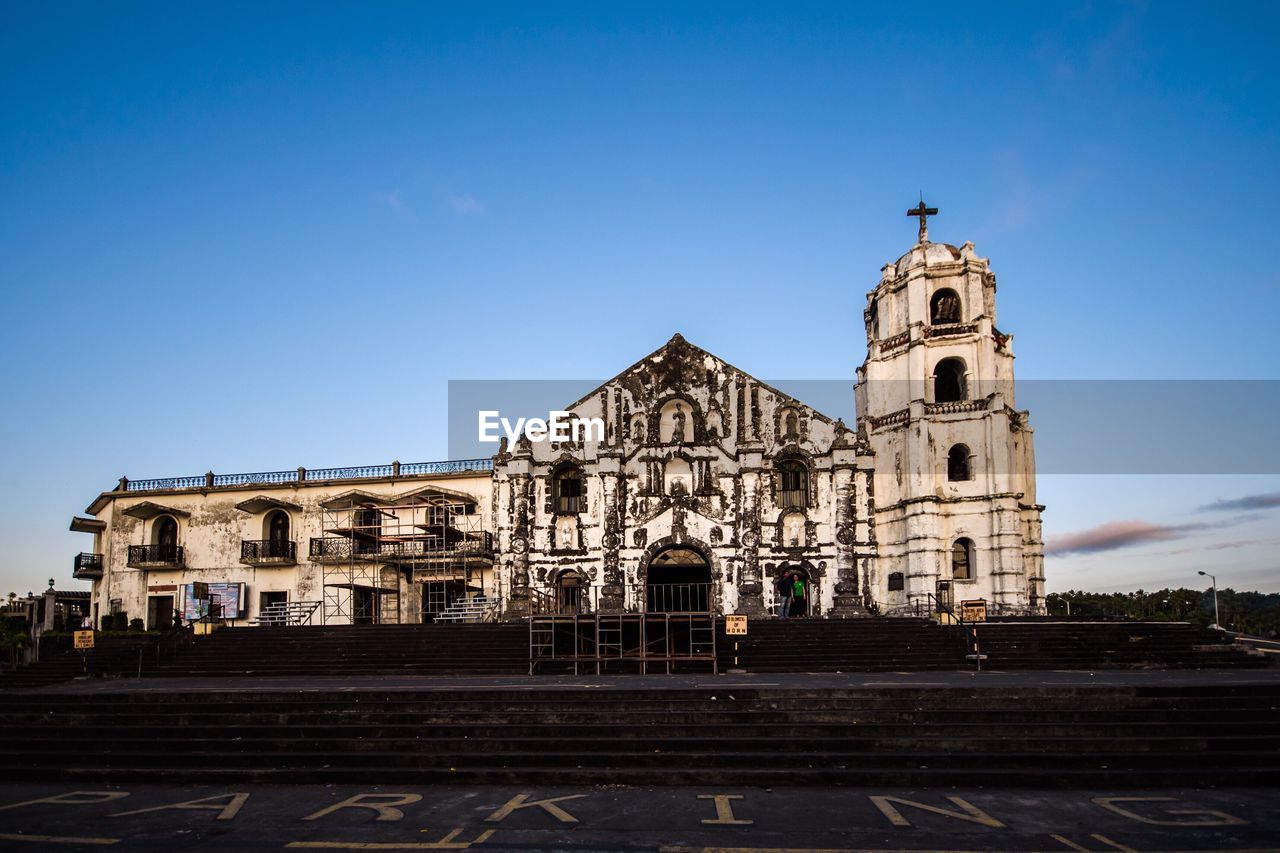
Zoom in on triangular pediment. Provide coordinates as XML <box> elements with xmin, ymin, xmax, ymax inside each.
<box><xmin>564</xmin><ymin>332</ymin><xmax>836</xmax><ymax>425</ymax></box>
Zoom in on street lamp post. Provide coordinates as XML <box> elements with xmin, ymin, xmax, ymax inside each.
<box><xmin>1198</xmin><ymin>571</ymin><xmax>1219</xmax><ymax>629</ymax></box>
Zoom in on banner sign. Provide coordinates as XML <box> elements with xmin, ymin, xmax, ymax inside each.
<box><xmin>183</xmin><ymin>582</ymin><xmax>245</xmax><ymax>622</ymax></box>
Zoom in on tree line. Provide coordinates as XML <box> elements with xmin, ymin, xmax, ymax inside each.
<box><xmin>1045</xmin><ymin>587</ymin><xmax>1280</xmax><ymax>637</ymax></box>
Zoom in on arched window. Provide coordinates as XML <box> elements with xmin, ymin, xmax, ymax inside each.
<box><xmin>778</xmin><ymin>459</ymin><xmax>809</xmax><ymax>508</ymax></box>
<box><xmin>152</xmin><ymin>515</ymin><xmax>179</xmax><ymax>562</ymax></box>
<box><xmin>947</xmin><ymin>444</ymin><xmax>971</xmax><ymax>481</ymax></box>
<box><xmin>554</xmin><ymin>467</ymin><xmax>583</xmax><ymax>514</ymax></box>
<box><xmin>930</xmin><ymin>288</ymin><xmax>962</xmax><ymax>324</ymax></box>
<box><xmin>952</xmin><ymin>538</ymin><xmax>974</xmax><ymax>580</ymax></box>
<box><xmin>267</xmin><ymin>510</ymin><xmax>290</xmax><ymax>543</ymax></box>
<box><xmin>933</xmin><ymin>358</ymin><xmax>967</xmax><ymax>403</ymax></box>
<box><xmin>887</xmin><ymin>571</ymin><xmax>905</xmax><ymax>592</ymax></box>
<box><xmin>153</xmin><ymin>516</ymin><xmax>178</xmax><ymax>547</ymax></box>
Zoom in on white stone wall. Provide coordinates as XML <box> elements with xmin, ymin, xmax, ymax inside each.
<box><xmin>81</xmin><ymin>472</ymin><xmax>492</xmax><ymax>627</ymax></box>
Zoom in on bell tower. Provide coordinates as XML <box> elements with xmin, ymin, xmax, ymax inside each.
<box><xmin>855</xmin><ymin>204</ymin><xmax>1045</xmax><ymax>614</ymax></box>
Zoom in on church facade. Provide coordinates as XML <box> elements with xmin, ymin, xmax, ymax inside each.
<box><xmin>68</xmin><ymin>220</ymin><xmax>1045</xmax><ymax>628</ymax></box>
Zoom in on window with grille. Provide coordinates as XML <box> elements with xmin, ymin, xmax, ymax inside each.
<box><xmin>778</xmin><ymin>459</ymin><xmax>808</xmax><ymax>508</ymax></box>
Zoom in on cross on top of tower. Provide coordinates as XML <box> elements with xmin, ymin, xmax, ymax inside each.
<box><xmin>906</xmin><ymin>200</ymin><xmax>938</xmax><ymax>244</ymax></box>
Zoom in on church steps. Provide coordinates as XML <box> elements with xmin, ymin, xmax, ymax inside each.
<box><xmin>12</xmin><ymin>764</ymin><xmax>1277</xmax><ymax>788</ymax></box>
<box><xmin>3</xmin><ymin>749</ymin><xmax>1276</xmax><ymax>778</ymax></box>
<box><xmin>2</xmin><ymin>721</ymin><xmax>1271</xmax><ymax>741</ymax></box>
<box><xmin>2</xmin><ymin>683</ymin><xmax>1275</xmax><ymax>786</ymax></box>
<box><xmin>10</xmin><ymin>619</ymin><xmax>1260</xmax><ymax>689</ymax></box>
<box><xmin>3</xmin><ymin>733</ymin><xmax>1273</xmax><ymax>755</ymax></box>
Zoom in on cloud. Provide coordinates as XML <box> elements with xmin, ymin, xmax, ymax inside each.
<box><xmin>1045</xmin><ymin>520</ymin><xmax>1207</xmax><ymax>557</ymax></box>
<box><xmin>445</xmin><ymin>194</ymin><xmax>484</xmax><ymax>216</ymax></box>
<box><xmin>380</xmin><ymin>190</ymin><xmax>414</xmax><ymax>220</ymax></box>
<box><xmin>1198</xmin><ymin>492</ymin><xmax>1280</xmax><ymax>513</ymax></box>
<box><xmin>1204</xmin><ymin>536</ymin><xmax>1280</xmax><ymax>551</ymax></box>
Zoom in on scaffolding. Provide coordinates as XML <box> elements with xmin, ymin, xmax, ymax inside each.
<box><xmin>312</xmin><ymin>487</ymin><xmax>494</xmax><ymax>625</ymax></box>
<box><xmin>527</xmin><ymin>585</ymin><xmax>718</xmax><ymax>674</ymax></box>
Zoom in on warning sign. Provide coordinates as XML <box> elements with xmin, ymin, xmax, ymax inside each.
<box><xmin>725</xmin><ymin>615</ymin><xmax>748</xmax><ymax>635</ymax></box>
<box><xmin>73</xmin><ymin>630</ymin><xmax>95</xmax><ymax>650</ymax></box>
<box><xmin>960</xmin><ymin>599</ymin><xmax>988</xmax><ymax>622</ymax></box>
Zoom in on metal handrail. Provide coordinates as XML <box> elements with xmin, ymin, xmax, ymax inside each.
<box><xmin>123</xmin><ymin>458</ymin><xmax>494</xmax><ymax>492</ymax></box>
<box><xmin>127</xmin><ymin>544</ymin><xmax>184</xmax><ymax>565</ymax></box>
<box><xmin>912</xmin><ymin>592</ymin><xmax>984</xmax><ymax>670</ymax></box>
<box><xmin>241</xmin><ymin>539</ymin><xmax>297</xmax><ymax>561</ymax></box>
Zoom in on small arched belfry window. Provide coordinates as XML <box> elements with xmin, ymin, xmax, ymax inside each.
<box><xmin>778</xmin><ymin>459</ymin><xmax>809</xmax><ymax>509</ymax></box>
<box><xmin>933</xmin><ymin>358</ymin><xmax>967</xmax><ymax>403</ymax></box>
<box><xmin>930</xmin><ymin>288</ymin><xmax>962</xmax><ymax>324</ymax></box>
<box><xmin>554</xmin><ymin>467</ymin><xmax>584</xmax><ymax>515</ymax></box>
<box><xmin>947</xmin><ymin>444</ymin><xmax>971</xmax><ymax>482</ymax></box>
<box><xmin>952</xmin><ymin>538</ymin><xmax>974</xmax><ymax>580</ymax></box>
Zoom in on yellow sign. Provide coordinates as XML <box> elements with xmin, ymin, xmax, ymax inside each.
<box><xmin>725</xmin><ymin>615</ymin><xmax>748</xmax><ymax>635</ymax></box>
<box><xmin>73</xmin><ymin>630</ymin><xmax>95</xmax><ymax>650</ymax></box>
<box><xmin>960</xmin><ymin>599</ymin><xmax>988</xmax><ymax>622</ymax></box>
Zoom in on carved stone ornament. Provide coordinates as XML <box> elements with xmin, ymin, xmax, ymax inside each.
<box><xmin>836</xmin><ymin>526</ymin><xmax>855</xmax><ymax>545</ymax></box>
<box><xmin>741</xmin><ymin>530</ymin><xmax>759</xmax><ymax>548</ymax></box>
<box><xmin>510</xmin><ymin>537</ymin><xmax>528</xmax><ymax>555</ymax></box>
<box><xmin>633</xmin><ymin>528</ymin><xmax>648</xmax><ymax>547</ymax></box>
<box><xmin>602</xmin><ymin>532</ymin><xmax>621</xmax><ymax>551</ymax></box>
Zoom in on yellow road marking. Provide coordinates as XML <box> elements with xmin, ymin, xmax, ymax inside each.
<box><xmin>868</xmin><ymin>796</ymin><xmax>1005</xmax><ymax>829</ymax></box>
<box><xmin>303</xmin><ymin>793</ymin><xmax>423</xmax><ymax>823</ymax></box>
<box><xmin>286</xmin><ymin>829</ymin><xmax>494</xmax><ymax>850</ymax></box>
<box><xmin>484</xmin><ymin>793</ymin><xmax>585</xmax><ymax>824</ymax></box>
<box><xmin>698</xmin><ymin>794</ymin><xmax>753</xmax><ymax>826</ymax></box>
<box><xmin>0</xmin><ymin>832</ymin><xmax>120</xmax><ymax>845</ymax></box>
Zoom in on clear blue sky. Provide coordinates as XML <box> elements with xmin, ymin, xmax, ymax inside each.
<box><xmin>2</xmin><ymin>2</ymin><xmax>1278</xmax><ymax>598</ymax></box>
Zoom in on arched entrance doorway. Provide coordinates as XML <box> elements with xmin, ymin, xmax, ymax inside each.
<box><xmin>646</xmin><ymin>545</ymin><xmax>712</xmax><ymax>612</ymax></box>
<box><xmin>778</xmin><ymin>564</ymin><xmax>814</xmax><ymax>618</ymax></box>
<box><xmin>554</xmin><ymin>569</ymin><xmax>586</xmax><ymax>614</ymax></box>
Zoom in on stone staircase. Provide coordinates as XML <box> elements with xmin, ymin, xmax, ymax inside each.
<box><xmin>718</xmin><ymin>618</ymin><xmax>1266</xmax><ymax>672</ymax></box>
<box><xmin>139</xmin><ymin>622</ymin><xmax>529</xmax><ymax>678</ymax></box>
<box><xmin>1</xmin><ymin>683</ymin><xmax>1276</xmax><ymax>786</ymax></box>
<box><xmin>972</xmin><ymin>621</ymin><xmax>1268</xmax><ymax>669</ymax></box>
<box><xmin>247</xmin><ymin>600</ymin><xmax>321</xmax><ymax>626</ymax></box>
<box><xmin>433</xmin><ymin>595</ymin><xmax>498</xmax><ymax>623</ymax></box>
<box><xmin>719</xmin><ymin>617</ymin><xmax>968</xmax><ymax>671</ymax></box>
<box><xmin>1</xmin><ymin>618</ymin><xmax>1264</xmax><ymax>689</ymax></box>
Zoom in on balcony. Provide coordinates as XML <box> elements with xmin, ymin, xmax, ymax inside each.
<box><xmin>924</xmin><ymin>399</ymin><xmax>988</xmax><ymax>416</ymax></box>
<box><xmin>241</xmin><ymin>539</ymin><xmax>297</xmax><ymax>566</ymax></box>
<box><xmin>309</xmin><ymin>532</ymin><xmax>494</xmax><ymax>563</ymax></box>
<box><xmin>924</xmin><ymin>322</ymin><xmax>979</xmax><ymax>339</ymax></box>
<box><xmin>73</xmin><ymin>552</ymin><xmax>104</xmax><ymax>580</ymax></box>
<box><xmin>126</xmin><ymin>544</ymin><xmax>184</xmax><ymax>568</ymax></box>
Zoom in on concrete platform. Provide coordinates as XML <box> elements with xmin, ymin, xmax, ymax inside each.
<box><xmin>14</xmin><ymin>666</ymin><xmax>1280</xmax><ymax>695</ymax></box>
